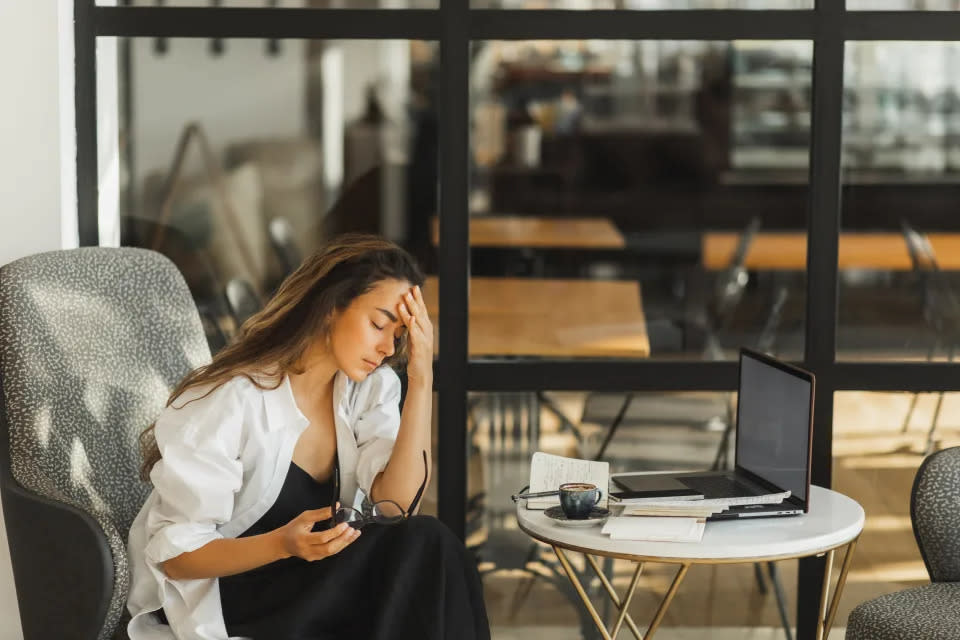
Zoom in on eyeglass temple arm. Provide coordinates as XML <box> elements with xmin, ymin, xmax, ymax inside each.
<box><xmin>406</xmin><ymin>450</ymin><xmax>429</xmax><ymax>515</ymax></box>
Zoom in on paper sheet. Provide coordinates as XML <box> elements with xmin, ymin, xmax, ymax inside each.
<box><xmin>601</xmin><ymin>516</ymin><xmax>706</xmax><ymax>542</ymax></box>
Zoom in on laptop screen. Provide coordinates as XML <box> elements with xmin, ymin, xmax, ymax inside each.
<box><xmin>735</xmin><ymin>350</ymin><xmax>813</xmax><ymax>503</ymax></box>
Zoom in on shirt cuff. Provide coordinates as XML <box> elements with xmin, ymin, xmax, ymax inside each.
<box><xmin>144</xmin><ymin>523</ymin><xmax>224</xmax><ymax>566</ymax></box>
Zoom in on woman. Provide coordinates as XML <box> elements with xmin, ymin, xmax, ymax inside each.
<box><xmin>126</xmin><ymin>235</ymin><xmax>489</xmax><ymax>640</ymax></box>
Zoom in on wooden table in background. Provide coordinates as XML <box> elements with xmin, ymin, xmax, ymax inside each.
<box><xmin>423</xmin><ymin>276</ymin><xmax>649</xmax><ymax>358</ymax></box>
<box><xmin>703</xmin><ymin>232</ymin><xmax>960</xmax><ymax>271</ymax></box>
<box><xmin>430</xmin><ymin>216</ymin><xmax>625</xmax><ymax>250</ymax></box>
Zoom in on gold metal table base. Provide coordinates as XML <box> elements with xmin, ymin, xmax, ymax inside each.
<box><xmin>551</xmin><ymin>537</ymin><xmax>858</xmax><ymax>640</ymax></box>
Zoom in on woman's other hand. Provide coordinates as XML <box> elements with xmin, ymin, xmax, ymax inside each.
<box><xmin>275</xmin><ymin>506</ymin><xmax>360</xmax><ymax>562</ymax></box>
<box><xmin>398</xmin><ymin>285</ymin><xmax>434</xmax><ymax>385</ymax></box>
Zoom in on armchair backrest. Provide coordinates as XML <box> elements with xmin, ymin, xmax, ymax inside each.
<box><xmin>0</xmin><ymin>247</ymin><xmax>210</xmax><ymax>637</ymax></box>
<box><xmin>911</xmin><ymin>446</ymin><xmax>960</xmax><ymax>583</ymax></box>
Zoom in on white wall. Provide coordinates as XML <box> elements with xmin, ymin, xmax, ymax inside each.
<box><xmin>130</xmin><ymin>36</ymin><xmax>401</xmax><ymax>192</ymax></box>
<box><xmin>131</xmin><ymin>37</ymin><xmax>309</xmax><ymax>186</ymax></box>
<box><xmin>0</xmin><ymin>2</ymin><xmax>75</xmax><ymax>265</ymax></box>
<box><xmin>0</xmin><ymin>2</ymin><xmax>78</xmax><ymax>639</ymax></box>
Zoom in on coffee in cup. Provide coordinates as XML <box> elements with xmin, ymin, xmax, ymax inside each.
<box><xmin>559</xmin><ymin>482</ymin><xmax>602</xmax><ymax>519</ymax></box>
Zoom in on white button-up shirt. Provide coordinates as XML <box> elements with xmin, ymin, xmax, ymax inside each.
<box><xmin>126</xmin><ymin>366</ymin><xmax>402</xmax><ymax>640</ymax></box>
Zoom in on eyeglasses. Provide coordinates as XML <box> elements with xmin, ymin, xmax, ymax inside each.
<box><xmin>330</xmin><ymin>450</ymin><xmax>428</xmax><ymax>530</ymax></box>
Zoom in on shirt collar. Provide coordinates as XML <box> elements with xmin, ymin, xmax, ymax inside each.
<box><xmin>261</xmin><ymin>374</ymin><xmax>309</xmax><ymax>432</ymax></box>
<box><xmin>261</xmin><ymin>371</ymin><xmax>350</xmax><ymax>432</ymax></box>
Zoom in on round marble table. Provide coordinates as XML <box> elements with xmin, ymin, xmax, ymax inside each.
<box><xmin>516</xmin><ymin>485</ymin><xmax>864</xmax><ymax>640</ymax></box>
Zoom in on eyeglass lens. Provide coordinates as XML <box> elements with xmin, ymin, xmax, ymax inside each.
<box><xmin>334</xmin><ymin>501</ymin><xmax>405</xmax><ymax>529</ymax></box>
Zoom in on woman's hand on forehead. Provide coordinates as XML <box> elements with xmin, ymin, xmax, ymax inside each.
<box><xmin>397</xmin><ymin>285</ymin><xmax>433</xmax><ymax>383</ymax></box>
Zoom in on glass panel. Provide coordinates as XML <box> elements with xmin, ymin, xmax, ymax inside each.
<box><xmin>468</xmin><ymin>40</ymin><xmax>811</xmax><ymax>361</ymax></box>
<box><xmin>100</xmin><ymin>0</ymin><xmax>436</xmax><ymax>9</ymax></box>
<box><xmin>832</xmin><ymin>391</ymin><xmax>960</xmax><ymax>626</ymax></box>
<box><xmin>468</xmin><ymin>389</ymin><xmax>799</xmax><ymax>636</ymax></box>
<box><xmin>472</xmin><ymin>0</ymin><xmax>811</xmax><ymax>10</ymax></box>
<box><xmin>101</xmin><ymin>35</ymin><xmax>440</xmax><ymax>514</ymax></box>
<box><xmin>838</xmin><ymin>42</ymin><xmax>960</xmax><ymax>361</ymax></box>
<box><xmin>848</xmin><ymin>0</ymin><xmax>960</xmax><ymax>8</ymax></box>
<box><xmin>102</xmin><ymin>36</ymin><xmax>438</xmax><ymax>353</ymax></box>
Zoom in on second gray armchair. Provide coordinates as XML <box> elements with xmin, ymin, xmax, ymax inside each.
<box><xmin>845</xmin><ymin>446</ymin><xmax>960</xmax><ymax>640</ymax></box>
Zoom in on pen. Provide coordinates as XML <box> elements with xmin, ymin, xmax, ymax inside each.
<box><xmin>510</xmin><ymin>490</ymin><xmax>559</xmax><ymax>502</ymax></box>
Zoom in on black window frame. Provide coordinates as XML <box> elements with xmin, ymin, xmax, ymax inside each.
<box><xmin>75</xmin><ymin>3</ymin><xmax>960</xmax><ymax>638</ymax></box>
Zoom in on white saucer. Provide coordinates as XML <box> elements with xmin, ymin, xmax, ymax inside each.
<box><xmin>544</xmin><ymin>506</ymin><xmax>610</xmax><ymax>527</ymax></box>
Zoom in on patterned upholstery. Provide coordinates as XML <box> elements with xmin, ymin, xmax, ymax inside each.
<box><xmin>846</xmin><ymin>447</ymin><xmax>960</xmax><ymax>640</ymax></box>
<box><xmin>846</xmin><ymin>583</ymin><xmax>960</xmax><ymax>640</ymax></box>
<box><xmin>0</xmin><ymin>247</ymin><xmax>210</xmax><ymax>640</ymax></box>
<box><xmin>912</xmin><ymin>447</ymin><xmax>960</xmax><ymax>583</ymax></box>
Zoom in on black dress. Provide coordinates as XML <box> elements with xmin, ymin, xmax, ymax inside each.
<box><xmin>218</xmin><ymin>461</ymin><xmax>489</xmax><ymax>640</ymax></box>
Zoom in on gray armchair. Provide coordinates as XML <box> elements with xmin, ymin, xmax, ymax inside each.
<box><xmin>0</xmin><ymin>247</ymin><xmax>210</xmax><ymax>639</ymax></box>
<box><xmin>846</xmin><ymin>446</ymin><xmax>960</xmax><ymax>639</ymax></box>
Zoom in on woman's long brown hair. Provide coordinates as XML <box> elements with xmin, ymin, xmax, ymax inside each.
<box><xmin>139</xmin><ymin>233</ymin><xmax>425</xmax><ymax>481</ymax></box>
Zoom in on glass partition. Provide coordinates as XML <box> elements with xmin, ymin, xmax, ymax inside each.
<box><xmin>468</xmin><ymin>40</ymin><xmax>812</xmax><ymax>361</ymax></box>
<box><xmin>838</xmin><ymin>42</ymin><xmax>960</xmax><ymax>361</ymax></box>
<box><xmin>100</xmin><ymin>36</ymin><xmax>438</xmax><ymax>353</ymax></box>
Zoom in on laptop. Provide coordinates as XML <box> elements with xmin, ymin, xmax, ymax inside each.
<box><xmin>612</xmin><ymin>347</ymin><xmax>815</xmax><ymax>520</ymax></box>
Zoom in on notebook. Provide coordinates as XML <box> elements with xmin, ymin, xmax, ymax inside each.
<box><xmin>526</xmin><ymin>452</ymin><xmax>609</xmax><ymax>510</ymax></box>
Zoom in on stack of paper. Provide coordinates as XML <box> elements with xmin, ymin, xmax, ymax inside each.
<box><xmin>602</xmin><ymin>516</ymin><xmax>706</xmax><ymax>542</ymax></box>
<box><xmin>621</xmin><ymin>503</ymin><xmax>728</xmax><ymax>518</ymax></box>
<box><xmin>610</xmin><ymin>492</ymin><xmax>704</xmax><ymax>505</ymax></box>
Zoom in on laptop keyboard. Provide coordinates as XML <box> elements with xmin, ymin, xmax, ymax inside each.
<box><xmin>680</xmin><ymin>475</ymin><xmax>758</xmax><ymax>498</ymax></box>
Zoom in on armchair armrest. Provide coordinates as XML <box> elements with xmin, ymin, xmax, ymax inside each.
<box><xmin>0</xmin><ymin>470</ymin><xmax>115</xmax><ymax>640</ymax></box>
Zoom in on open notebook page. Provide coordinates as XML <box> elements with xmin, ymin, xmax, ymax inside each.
<box><xmin>527</xmin><ymin>452</ymin><xmax>609</xmax><ymax>510</ymax></box>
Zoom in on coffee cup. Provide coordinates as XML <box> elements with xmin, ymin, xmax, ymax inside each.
<box><xmin>559</xmin><ymin>482</ymin><xmax>602</xmax><ymax>519</ymax></box>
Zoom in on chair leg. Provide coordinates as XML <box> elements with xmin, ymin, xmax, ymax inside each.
<box><xmin>767</xmin><ymin>562</ymin><xmax>794</xmax><ymax>640</ymax></box>
<box><xmin>755</xmin><ymin>284</ymin><xmax>788</xmax><ymax>355</ymax></box>
<box><xmin>753</xmin><ymin>562</ymin><xmax>768</xmax><ymax>594</ymax></box>
<box><xmin>904</xmin><ymin>337</ymin><xmax>939</xmax><ymax>434</ymax></box>
<box><xmin>925</xmin><ymin>391</ymin><xmax>946</xmax><ymax>456</ymax></box>
<box><xmin>711</xmin><ymin>397</ymin><xmax>737</xmax><ymax>471</ymax></box>
<box><xmin>599</xmin><ymin>555</ymin><xmax>616</xmax><ymax>630</ymax></box>
<box><xmin>544</xmin><ymin>552</ymin><xmax>605</xmax><ymax>640</ymax></box>
<box><xmin>749</xmin><ymin>559</ymin><xmax>793</xmax><ymax>640</ymax></box>
<box><xmin>467</xmin><ymin>396</ymin><xmax>483</xmax><ymax>454</ymax></box>
<box><xmin>924</xmin><ymin>342</ymin><xmax>953</xmax><ymax>455</ymax></box>
<box><xmin>593</xmin><ymin>393</ymin><xmax>633</xmax><ymax>462</ymax></box>
<box><xmin>537</xmin><ymin>391</ymin><xmax>584</xmax><ymax>445</ymax></box>
<box><xmin>506</xmin><ymin>543</ymin><xmax>545</xmax><ymax>620</ymax></box>
<box><xmin>902</xmin><ymin>393</ymin><xmax>921</xmax><ymax>435</ymax></box>
<box><xmin>712</xmin><ymin>421</ymin><xmax>733</xmax><ymax>471</ymax></box>
<box><xmin>527</xmin><ymin>391</ymin><xmax>540</xmax><ymax>450</ymax></box>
